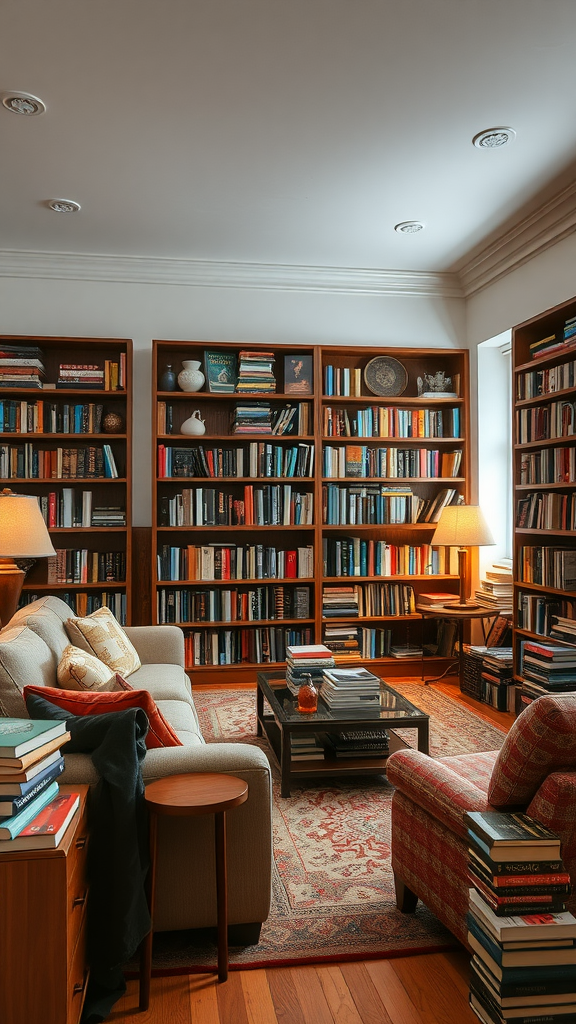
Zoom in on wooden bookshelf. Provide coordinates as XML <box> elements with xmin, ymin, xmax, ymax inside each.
<box><xmin>512</xmin><ymin>296</ymin><xmax>576</xmax><ymax>709</ymax></box>
<box><xmin>0</xmin><ymin>335</ymin><xmax>133</xmax><ymax>624</ymax></box>
<box><xmin>152</xmin><ymin>341</ymin><xmax>469</xmax><ymax>685</ymax></box>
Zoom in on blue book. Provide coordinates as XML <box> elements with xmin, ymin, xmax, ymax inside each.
<box><xmin>0</xmin><ymin>756</ymin><xmax>64</xmax><ymax>803</ymax></box>
<box><xmin>468</xmin><ymin>915</ymin><xmax>576</xmax><ymax>969</ymax></box>
<box><xmin>0</xmin><ymin>780</ymin><xmax>60</xmax><ymax>840</ymax></box>
<box><xmin>0</xmin><ymin>719</ymin><xmax>68</xmax><ymax>759</ymax></box>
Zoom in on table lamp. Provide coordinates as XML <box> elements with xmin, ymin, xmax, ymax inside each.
<box><xmin>431</xmin><ymin>504</ymin><xmax>495</xmax><ymax>609</ymax></box>
<box><xmin>0</xmin><ymin>490</ymin><xmax>56</xmax><ymax>626</ymax></box>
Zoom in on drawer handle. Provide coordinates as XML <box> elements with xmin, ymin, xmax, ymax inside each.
<box><xmin>73</xmin><ymin>982</ymin><xmax>84</xmax><ymax>995</ymax></box>
<box><xmin>73</xmin><ymin>892</ymin><xmax>87</xmax><ymax>908</ymax></box>
<box><xmin>75</xmin><ymin>836</ymin><xmax>87</xmax><ymax>850</ymax></box>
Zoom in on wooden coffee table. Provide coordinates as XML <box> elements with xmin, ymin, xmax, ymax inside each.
<box><xmin>257</xmin><ymin>671</ymin><xmax>429</xmax><ymax>797</ymax></box>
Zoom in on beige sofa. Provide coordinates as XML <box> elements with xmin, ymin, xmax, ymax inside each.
<box><xmin>0</xmin><ymin>596</ymin><xmax>272</xmax><ymax>942</ymax></box>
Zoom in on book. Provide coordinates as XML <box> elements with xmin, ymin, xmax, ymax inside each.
<box><xmin>284</xmin><ymin>355</ymin><xmax>313</xmax><ymax>395</ymax></box>
<box><xmin>470</xmin><ymin>986</ymin><xmax>576</xmax><ymax>1023</ymax></box>
<box><xmin>471</xmin><ymin>954</ymin><xmax>576</xmax><ymax>1000</ymax></box>
<box><xmin>0</xmin><ymin>732</ymin><xmax>71</xmax><ymax>772</ymax></box>
<box><xmin>469</xmin><ymin>845</ymin><xmax>565</xmax><ymax>879</ymax></box>
<box><xmin>0</xmin><ymin>792</ymin><xmax>80</xmax><ymax>852</ymax></box>
<box><xmin>466</xmin><ymin>812</ymin><xmax>562</xmax><ymax>856</ymax></box>
<box><xmin>468</xmin><ymin>930</ymin><xmax>576</xmax><ymax>984</ymax></box>
<box><xmin>469</xmin><ymin>889</ymin><xmax>576</xmax><ymax>943</ymax></box>
<box><xmin>0</xmin><ymin>719</ymin><xmax>68</xmax><ymax>758</ymax></box>
<box><xmin>0</xmin><ymin>747</ymin><xmax>63</xmax><ymax>783</ymax></box>
<box><xmin>204</xmin><ymin>350</ymin><xmax>237</xmax><ymax>393</ymax></box>
<box><xmin>0</xmin><ymin>756</ymin><xmax>65</xmax><ymax>814</ymax></box>
<box><xmin>468</xmin><ymin>915</ymin><xmax>576</xmax><ymax>968</ymax></box>
<box><xmin>0</xmin><ymin>780</ymin><xmax>60</xmax><ymax>840</ymax></box>
<box><xmin>418</xmin><ymin>592</ymin><xmax>462</xmax><ymax>605</ymax></box>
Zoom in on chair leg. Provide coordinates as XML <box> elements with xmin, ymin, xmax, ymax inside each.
<box><xmin>394</xmin><ymin>873</ymin><xmax>418</xmax><ymax>912</ymax></box>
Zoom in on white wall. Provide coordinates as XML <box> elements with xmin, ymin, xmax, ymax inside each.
<box><xmin>0</xmin><ymin>276</ymin><xmax>466</xmax><ymax>524</ymax></box>
<box><xmin>477</xmin><ymin>335</ymin><xmax>512</xmax><ymax>576</ymax></box>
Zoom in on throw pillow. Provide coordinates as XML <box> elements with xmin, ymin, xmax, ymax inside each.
<box><xmin>57</xmin><ymin>644</ymin><xmax>118</xmax><ymax>691</ymax></box>
<box><xmin>65</xmin><ymin>606</ymin><xmax>141</xmax><ymax>677</ymax></box>
<box><xmin>22</xmin><ymin>685</ymin><xmax>183</xmax><ymax>750</ymax></box>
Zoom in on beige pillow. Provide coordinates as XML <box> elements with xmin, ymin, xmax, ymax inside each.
<box><xmin>57</xmin><ymin>644</ymin><xmax>120</xmax><ymax>691</ymax></box>
<box><xmin>65</xmin><ymin>607</ymin><xmax>141</xmax><ymax>678</ymax></box>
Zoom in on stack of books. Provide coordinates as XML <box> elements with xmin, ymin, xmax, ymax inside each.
<box><xmin>418</xmin><ymin>591</ymin><xmax>462</xmax><ymax>609</ymax></box>
<box><xmin>0</xmin><ymin>343</ymin><xmax>45</xmax><ymax>389</ymax></box>
<box><xmin>520</xmin><ymin>641</ymin><xmax>576</xmax><ymax>704</ymax></box>
<box><xmin>550</xmin><ymin>616</ymin><xmax>576</xmax><ymax>645</ymax></box>
<box><xmin>480</xmin><ymin>648</ymin><xmax>514</xmax><ymax>711</ymax></box>
<box><xmin>323</xmin><ymin>623</ymin><xmax>362</xmax><ymax>661</ymax></box>
<box><xmin>465</xmin><ymin>810</ymin><xmax>576</xmax><ymax>1024</ymax></box>
<box><xmin>232</xmin><ymin>401</ymin><xmax>273</xmax><ymax>434</ymax></box>
<box><xmin>57</xmin><ymin>363</ymin><xmax>105</xmax><ymax>390</ymax></box>
<box><xmin>290</xmin><ymin>734</ymin><xmax>324</xmax><ymax>760</ymax></box>
<box><xmin>91</xmin><ymin>506</ymin><xmax>126</xmax><ymax>527</ymax></box>
<box><xmin>285</xmin><ymin>643</ymin><xmax>335</xmax><ymax>698</ymax></box>
<box><xmin>319</xmin><ymin>666</ymin><xmax>381</xmax><ymax>709</ymax></box>
<box><xmin>325</xmin><ymin>727</ymin><xmax>389</xmax><ymax>759</ymax></box>
<box><xmin>0</xmin><ymin>719</ymin><xmax>78</xmax><ymax>853</ymax></box>
<box><xmin>475</xmin><ymin>559</ymin><xmax>513</xmax><ymax>614</ymax></box>
<box><xmin>390</xmin><ymin>643</ymin><xmax>424</xmax><ymax>659</ymax></box>
<box><xmin>235</xmin><ymin>350</ymin><xmax>276</xmax><ymax>393</ymax></box>
<box><xmin>322</xmin><ymin>585</ymin><xmax>360</xmax><ymax>618</ymax></box>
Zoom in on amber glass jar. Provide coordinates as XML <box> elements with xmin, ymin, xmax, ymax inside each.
<box><xmin>297</xmin><ymin>674</ymin><xmax>318</xmax><ymax>714</ymax></box>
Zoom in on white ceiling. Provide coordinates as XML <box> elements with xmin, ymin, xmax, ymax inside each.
<box><xmin>3</xmin><ymin>0</ymin><xmax>576</xmax><ymax>275</ymax></box>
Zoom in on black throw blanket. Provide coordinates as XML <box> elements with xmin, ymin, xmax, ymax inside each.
<box><xmin>25</xmin><ymin>692</ymin><xmax>151</xmax><ymax>1023</ymax></box>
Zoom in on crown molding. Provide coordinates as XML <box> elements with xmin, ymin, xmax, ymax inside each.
<box><xmin>458</xmin><ymin>180</ymin><xmax>576</xmax><ymax>297</ymax></box>
<box><xmin>0</xmin><ymin>249</ymin><xmax>463</xmax><ymax>298</ymax></box>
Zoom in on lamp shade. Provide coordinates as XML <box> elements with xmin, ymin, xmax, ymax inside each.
<box><xmin>0</xmin><ymin>493</ymin><xmax>56</xmax><ymax>558</ymax></box>
<box><xmin>432</xmin><ymin>504</ymin><xmax>495</xmax><ymax>548</ymax></box>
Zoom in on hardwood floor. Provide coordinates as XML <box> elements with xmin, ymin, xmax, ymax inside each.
<box><xmin>111</xmin><ymin>679</ymin><xmax>511</xmax><ymax>1023</ymax></box>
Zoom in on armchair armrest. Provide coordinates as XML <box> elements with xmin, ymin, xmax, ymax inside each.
<box><xmin>387</xmin><ymin>748</ymin><xmax>491</xmax><ymax>838</ymax></box>
<box><xmin>123</xmin><ymin>625</ymin><xmax>185</xmax><ymax>668</ymax></box>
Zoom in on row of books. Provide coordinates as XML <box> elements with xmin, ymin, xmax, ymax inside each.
<box><xmin>0</xmin><ymin>718</ymin><xmax>78</xmax><ymax>855</ymax></box>
<box><xmin>516</xmin><ymin>400</ymin><xmax>576</xmax><ymax>443</ymax></box>
<box><xmin>47</xmin><ymin>549</ymin><xmax>126</xmax><ymax>584</ymax></box>
<box><xmin>322</xmin><ymin>444</ymin><xmax>462</xmax><ymax>479</ymax></box>
<box><xmin>519</xmin><ymin>446</ymin><xmax>576</xmax><ymax>485</ymax></box>
<box><xmin>18</xmin><ymin>590</ymin><xmax>127</xmax><ymax>622</ymax></box>
<box><xmin>0</xmin><ymin>443</ymin><xmax>119</xmax><ymax>479</ymax></box>
<box><xmin>161</xmin><ymin>484</ymin><xmax>314</xmax><ymax>527</ymax></box>
<box><xmin>55</xmin><ymin>358</ymin><xmax>125</xmax><ymax>391</ymax></box>
<box><xmin>156</xmin><ymin>542</ymin><xmax>314</xmax><ymax>582</ymax></box>
<box><xmin>519</xmin><ymin>641</ymin><xmax>576</xmax><ymax>704</ymax></box>
<box><xmin>38</xmin><ymin>490</ymin><xmax>126</xmax><ymax>529</ymax></box>
<box><xmin>321</xmin><ymin>483</ymin><xmax>459</xmax><ymax>526</ymax></box>
<box><xmin>0</xmin><ymin>399</ymin><xmax>108</xmax><ymax>434</ymax></box>
<box><xmin>466</xmin><ymin>809</ymin><xmax>576</xmax><ymax>1024</ymax></box>
<box><xmin>516</xmin><ymin>593</ymin><xmax>574</xmax><ymax>638</ymax></box>
<box><xmin>183</xmin><ymin>625</ymin><xmax>313</xmax><ymax>666</ymax></box>
<box><xmin>516</xmin><ymin>358</ymin><xmax>576</xmax><ymax>400</ymax></box>
<box><xmin>322</xmin><ymin>582</ymin><xmax>416</xmax><ymax>618</ymax></box>
<box><xmin>323</xmin><ymin>405</ymin><xmax>461</xmax><ymax>439</ymax></box>
<box><xmin>323</xmin><ymin>365</ymin><xmax>363</xmax><ymax>397</ymax></box>
<box><xmin>528</xmin><ymin>314</ymin><xmax>576</xmax><ymax>359</ymax></box>
<box><xmin>518</xmin><ymin>546</ymin><xmax>576</xmax><ymax>590</ymax></box>
<box><xmin>517</xmin><ymin>491</ymin><xmax>576</xmax><ymax>532</ymax></box>
<box><xmin>156</xmin><ymin>584</ymin><xmax>311</xmax><ymax>624</ymax></box>
<box><xmin>323</xmin><ymin>537</ymin><xmax>458</xmax><ymax>578</ymax></box>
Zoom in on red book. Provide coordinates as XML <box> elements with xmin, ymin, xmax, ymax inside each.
<box><xmin>14</xmin><ymin>793</ymin><xmax>80</xmax><ymax>850</ymax></box>
<box><xmin>285</xmin><ymin>550</ymin><xmax>297</xmax><ymax>578</ymax></box>
<box><xmin>286</xmin><ymin>644</ymin><xmax>332</xmax><ymax>658</ymax></box>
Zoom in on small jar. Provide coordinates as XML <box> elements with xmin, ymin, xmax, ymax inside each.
<box><xmin>160</xmin><ymin>365</ymin><xmax>177</xmax><ymax>391</ymax></box>
<box><xmin>297</xmin><ymin>673</ymin><xmax>318</xmax><ymax>714</ymax></box>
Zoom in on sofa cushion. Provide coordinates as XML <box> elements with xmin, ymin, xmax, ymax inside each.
<box><xmin>488</xmin><ymin>693</ymin><xmax>576</xmax><ymax>808</ymax></box>
<box><xmin>0</xmin><ymin>626</ymin><xmax>57</xmax><ymax>717</ymax></box>
<box><xmin>23</xmin><ymin>685</ymin><xmax>183</xmax><ymax>750</ymax></box>
<box><xmin>57</xmin><ymin>644</ymin><xmax>120</xmax><ymax>691</ymax></box>
<box><xmin>8</xmin><ymin>595</ymin><xmax>73</xmax><ymax>661</ymax></box>
<box><xmin>65</xmin><ymin>607</ymin><xmax>141</xmax><ymax>677</ymax></box>
<box><xmin>153</xmin><ymin>698</ymin><xmax>205</xmax><ymax>746</ymax></box>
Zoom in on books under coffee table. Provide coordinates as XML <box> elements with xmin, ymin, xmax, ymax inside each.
<box><xmin>256</xmin><ymin>670</ymin><xmax>429</xmax><ymax>797</ymax></box>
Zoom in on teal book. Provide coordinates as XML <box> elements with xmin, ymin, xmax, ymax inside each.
<box><xmin>0</xmin><ymin>780</ymin><xmax>60</xmax><ymax>840</ymax></box>
<box><xmin>204</xmin><ymin>350</ymin><xmax>237</xmax><ymax>393</ymax></box>
<box><xmin>0</xmin><ymin>719</ymin><xmax>68</xmax><ymax>758</ymax></box>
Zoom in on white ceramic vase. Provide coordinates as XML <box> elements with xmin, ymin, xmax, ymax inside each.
<box><xmin>181</xmin><ymin>410</ymin><xmax>206</xmax><ymax>435</ymax></box>
<box><xmin>178</xmin><ymin>359</ymin><xmax>205</xmax><ymax>392</ymax></box>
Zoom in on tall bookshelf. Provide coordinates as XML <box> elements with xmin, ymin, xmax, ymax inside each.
<box><xmin>0</xmin><ymin>335</ymin><xmax>133</xmax><ymax>624</ymax></box>
<box><xmin>512</xmin><ymin>296</ymin><xmax>576</xmax><ymax>709</ymax></box>
<box><xmin>152</xmin><ymin>340</ymin><xmax>469</xmax><ymax>685</ymax></box>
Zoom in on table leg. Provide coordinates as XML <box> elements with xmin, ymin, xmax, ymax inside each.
<box><xmin>417</xmin><ymin>719</ymin><xmax>429</xmax><ymax>756</ymax></box>
<box><xmin>256</xmin><ymin>685</ymin><xmax>263</xmax><ymax>737</ymax></box>
<box><xmin>215</xmin><ymin>810</ymin><xmax>228</xmax><ymax>983</ymax></box>
<box><xmin>280</xmin><ymin>730</ymin><xmax>291</xmax><ymax>798</ymax></box>
<box><xmin>139</xmin><ymin>811</ymin><xmax>158</xmax><ymax>1011</ymax></box>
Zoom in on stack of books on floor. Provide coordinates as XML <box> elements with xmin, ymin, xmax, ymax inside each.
<box><xmin>322</xmin><ymin>585</ymin><xmax>360</xmax><ymax>617</ymax></box>
<box><xmin>285</xmin><ymin>643</ymin><xmax>335</xmax><ymax>698</ymax></box>
<box><xmin>323</xmin><ymin>623</ymin><xmax>362</xmax><ymax>662</ymax></box>
<box><xmin>0</xmin><ymin>719</ymin><xmax>78</xmax><ymax>852</ymax></box>
<box><xmin>235</xmin><ymin>350</ymin><xmax>276</xmax><ymax>392</ymax></box>
<box><xmin>0</xmin><ymin>343</ymin><xmax>45</xmax><ymax>389</ymax></box>
<box><xmin>57</xmin><ymin>363</ymin><xmax>105</xmax><ymax>390</ymax></box>
<box><xmin>325</xmin><ymin>727</ymin><xmax>389</xmax><ymax>759</ymax></box>
<box><xmin>319</xmin><ymin>666</ymin><xmax>381</xmax><ymax>708</ymax></box>
<box><xmin>465</xmin><ymin>809</ymin><xmax>576</xmax><ymax>1024</ymax></box>
<box><xmin>480</xmin><ymin>648</ymin><xmax>514</xmax><ymax>712</ymax></box>
<box><xmin>475</xmin><ymin>559</ymin><xmax>513</xmax><ymax>614</ymax></box>
<box><xmin>520</xmin><ymin>641</ymin><xmax>576</xmax><ymax>705</ymax></box>
<box><xmin>232</xmin><ymin>401</ymin><xmax>273</xmax><ymax>433</ymax></box>
<box><xmin>290</xmin><ymin>734</ymin><xmax>325</xmax><ymax>760</ymax></box>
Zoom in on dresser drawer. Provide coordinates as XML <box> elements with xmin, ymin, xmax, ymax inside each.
<box><xmin>67</xmin><ymin>920</ymin><xmax>89</xmax><ymax>1024</ymax></box>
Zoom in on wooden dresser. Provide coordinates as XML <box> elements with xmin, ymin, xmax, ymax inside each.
<box><xmin>0</xmin><ymin>784</ymin><xmax>90</xmax><ymax>1024</ymax></box>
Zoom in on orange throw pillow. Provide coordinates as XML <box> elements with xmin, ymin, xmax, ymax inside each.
<box><xmin>22</xmin><ymin>685</ymin><xmax>182</xmax><ymax>750</ymax></box>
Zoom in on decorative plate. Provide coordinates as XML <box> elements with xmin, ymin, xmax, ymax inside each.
<box><xmin>363</xmin><ymin>356</ymin><xmax>408</xmax><ymax>397</ymax></box>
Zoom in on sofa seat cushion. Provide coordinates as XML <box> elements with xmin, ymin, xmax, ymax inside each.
<box><xmin>0</xmin><ymin>625</ymin><xmax>57</xmax><ymax>717</ymax></box>
<box><xmin>154</xmin><ymin>699</ymin><xmax>205</xmax><ymax>746</ymax></box>
<box><xmin>128</xmin><ymin>665</ymin><xmax>202</xmax><ymax>731</ymax></box>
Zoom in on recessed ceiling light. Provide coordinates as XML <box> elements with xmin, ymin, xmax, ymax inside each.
<box><xmin>47</xmin><ymin>199</ymin><xmax>81</xmax><ymax>214</ymax></box>
<box><xmin>394</xmin><ymin>221</ymin><xmax>425</xmax><ymax>234</ymax></box>
<box><xmin>472</xmin><ymin>127</ymin><xmax>516</xmax><ymax>149</ymax></box>
<box><xmin>2</xmin><ymin>92</ymin><xmax>46</xmax><ymax>116</ymax></box>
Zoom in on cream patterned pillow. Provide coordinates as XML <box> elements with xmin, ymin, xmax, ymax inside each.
<box><xmin>65</xmin><ymin>607</ymin><xmax>141</xmax><ymax>678</ymax></box>
<box><xmin>57</xmin><ymin>644</ymin><xmax>120</xmax><ymax>691</ymax></box>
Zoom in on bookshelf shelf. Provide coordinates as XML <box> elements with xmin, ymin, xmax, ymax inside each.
<box><xmin>152</xmin><ymin>340</ymin><xmax>469</xmax><ymax>684</ymax></box>
<box><xmin>1</xmin><ymin>334</ymin><xmax>133</xmax><ymax>624</ymax></box>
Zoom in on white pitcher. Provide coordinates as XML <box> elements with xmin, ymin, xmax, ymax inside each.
<box><xmin>181</xmin><ymin>410</ymin><xmax>206</xmax><ymax>435</ymax></box>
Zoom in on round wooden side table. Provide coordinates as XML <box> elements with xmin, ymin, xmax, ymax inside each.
<box><xmin>139</xmin><ymin>772</ymin><xmax>249</xmax><ymax>1010</ymax></box>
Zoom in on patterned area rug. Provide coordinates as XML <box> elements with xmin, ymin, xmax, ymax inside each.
<box><xmin>143</xmin><ymin>684</ymin><xmax>505</xmax><ymax>972</ymax></box>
